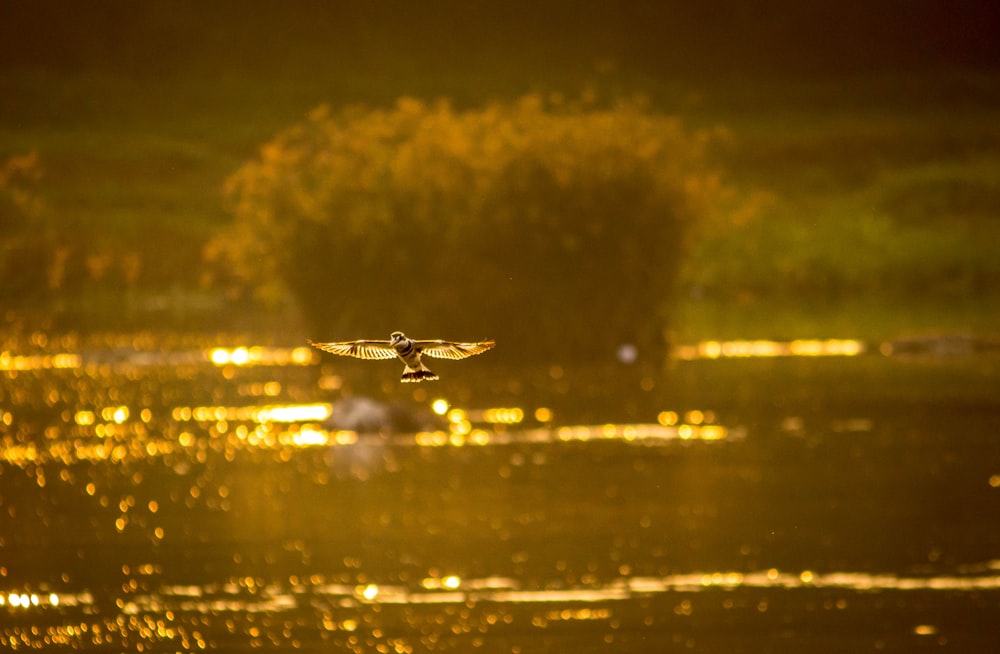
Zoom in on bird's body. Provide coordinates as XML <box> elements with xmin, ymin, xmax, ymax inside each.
<box><xmin>309</xmin><ymin>331</ymin><xmax>495</xmax><ymax>382</ymax></box>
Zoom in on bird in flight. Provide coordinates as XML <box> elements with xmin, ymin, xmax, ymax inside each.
<box><xmin>309</xmin><ymin>331</ymin><xmax>495</xmax><ymax>382</ymax></box>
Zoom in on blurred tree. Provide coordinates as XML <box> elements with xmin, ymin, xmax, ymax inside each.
<box><xmin>0</xmin><ymin>153</ymin><xmax>148</xmax><ymax>325</ymax></box>
<box><xmin>209</xmin><ymin>96</ymin><xmax>723</xmax><ymax>362</ymax></box>
<box><xmin>0</xmin><ymin>152</ymin><xmax>62</xmax><ymax>306</ymax></box>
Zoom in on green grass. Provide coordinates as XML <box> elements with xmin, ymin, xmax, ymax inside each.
<box><xmin>670</xmin><ymin>292</ymin><xmax>1000</xmax><ymax>343</ymax></box>
<box><xmin>672</xmin><ymin>72</ymin><xmax>1000</xmax><ymax>333</ymax></box>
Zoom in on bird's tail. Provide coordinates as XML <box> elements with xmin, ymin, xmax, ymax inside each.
<box><xmin>401</xmin><ymin>363</ymin><xmax>438</xmax><ymax>383</ymax></box>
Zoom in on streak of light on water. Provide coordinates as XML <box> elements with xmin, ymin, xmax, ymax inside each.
<box><xmin>7</xmin><ymin>565</ymin><xmax>1000</xmax><ymax>615</ymax></box>
<box><xmin>672</xmin><ymin>338</ymin><xmax>866</xmax><ymax>360</ymax></box>
<box><xmin>0</xmin><ymin>345</ymin><xmax>315</xmax><ymax>371</ymax></box>
<box><xmin>0</xmin><ymin>419</ymin><xmax>738</xmax><ymax>467</ymax></box>
<box><xmin>412</xmin><ymin>422</ymin><xmax>741</xmax><ymax>447</ymax></box>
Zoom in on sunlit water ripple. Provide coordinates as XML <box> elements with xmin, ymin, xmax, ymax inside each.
<box><xmin>2</xmin><ymin>335</ymin><xmax>999</xmax><ymax>652</ymax></box>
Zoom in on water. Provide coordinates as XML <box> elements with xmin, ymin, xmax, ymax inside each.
<box><xmin>2</xmin><ymin>333</ymin><xmax>999</xmax><ymax>652</ymax></box>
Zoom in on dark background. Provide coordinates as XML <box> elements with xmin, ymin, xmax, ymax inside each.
<box><xmin>3</xmin><ymin>1</ymin><xmax>999</xmax><ymax>79</ymax></box>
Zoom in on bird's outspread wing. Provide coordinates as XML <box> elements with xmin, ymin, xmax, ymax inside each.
<box><xmin>309</xmin><ymin>340</ymin><xmax>397</xmax><ymax>360</ymax></box>
<box><xmin>416</xmin><ymin>339</ymin><xmax>496</xmax><ymax>360</ymax></box>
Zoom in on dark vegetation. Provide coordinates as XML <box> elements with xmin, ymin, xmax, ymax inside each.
<box><xmin>2</xmin><ymin>1</ymin><xmax>999</xmax><ymax>351</ymax></box>
<box><xmin>208</xmin><ymin>97</ymin><xmax>723</xmax><ymax>358</ymax></box>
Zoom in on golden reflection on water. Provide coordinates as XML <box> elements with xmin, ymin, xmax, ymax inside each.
<box><xmin>209</xmin><ymin>346</ymin><xmax>314</xmax><ymax>367</ymax></box>
<box><xmin>1</xmin><ymin>330</ymin><xmax>739</xmax><ymax>467</ymax></box>
<box><xmin>0</xmin><ymin>352</ymin><xmax>81</xmax><ymax>371</ymax></box>
<box><xmin>673</xmin><ymin>338</ymin><xmax>865</xmax><ymax>360</ymax></box>
<box><xmin>7</xmin><ymin>565</ymin><xmax>999</xmax><ymax>618</ymax></box>
<box><xmin>1</xmin><ymin>409</ymin><xmax>739</xmax><ymax>467</ymax></box>
<box><xmin>171</xmin><ymin>402</ymin><xmax>332</xmax><ymax>424</ymax></box>
<box><xmin>410</xmin><ymin>418</ymin><xmax>738</xmax><ymax>448</ymax></box>
<box><xmin>4</xmin><ymin>337</ymin><xmax>868</xmax><ymax>373</ymax></box>
<box><xmin>4</xmin><ymin>334</ymin><xmax>998</xmax><ymax>651</ymax></box>
<box><xmin>0</xmin><ymin>344</ymin><xmax>313</xmax><ymax>372</ymax></box>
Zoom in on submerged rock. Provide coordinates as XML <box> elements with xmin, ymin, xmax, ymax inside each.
<box><xmin>323</xmin><ymin>396</ymin><xmax>443</xmax><ymax>434</ymax></box>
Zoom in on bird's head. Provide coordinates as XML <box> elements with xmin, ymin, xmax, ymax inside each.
<box><xmin>390</xmin><ymin>331</ymin><xmax>405</xmax><ymax>343</ymax></box>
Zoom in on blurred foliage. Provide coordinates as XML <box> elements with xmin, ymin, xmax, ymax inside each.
<box><xmin>0</xmin><ymin>152</ymin><xmax>147</xmax><ymax>319</ymax></box>
<box><xmin>0</xmin><ymin>152</ymin><xmax>61</xmax><ymax>305</ymax></box>
<box><xmin>209</xmin><ymin>95</ymin><xmax>725</xmax><ymax>360</ymax></box>
<box><xmin>679</xmin><ymin>160</ymin><xmax>1000</xmax><ymax>304</ymax></box>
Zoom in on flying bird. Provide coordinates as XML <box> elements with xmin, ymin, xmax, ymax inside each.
<box><xmin>309</xmin><ymin>331</ymin><xmax>495</xmax><ymax>382</ymax></box>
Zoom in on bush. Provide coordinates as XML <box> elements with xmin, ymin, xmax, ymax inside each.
<box><xmin>209</xmin><ymin>95</ymin><xmax>724</xmax><ymax>362</ymax></box>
